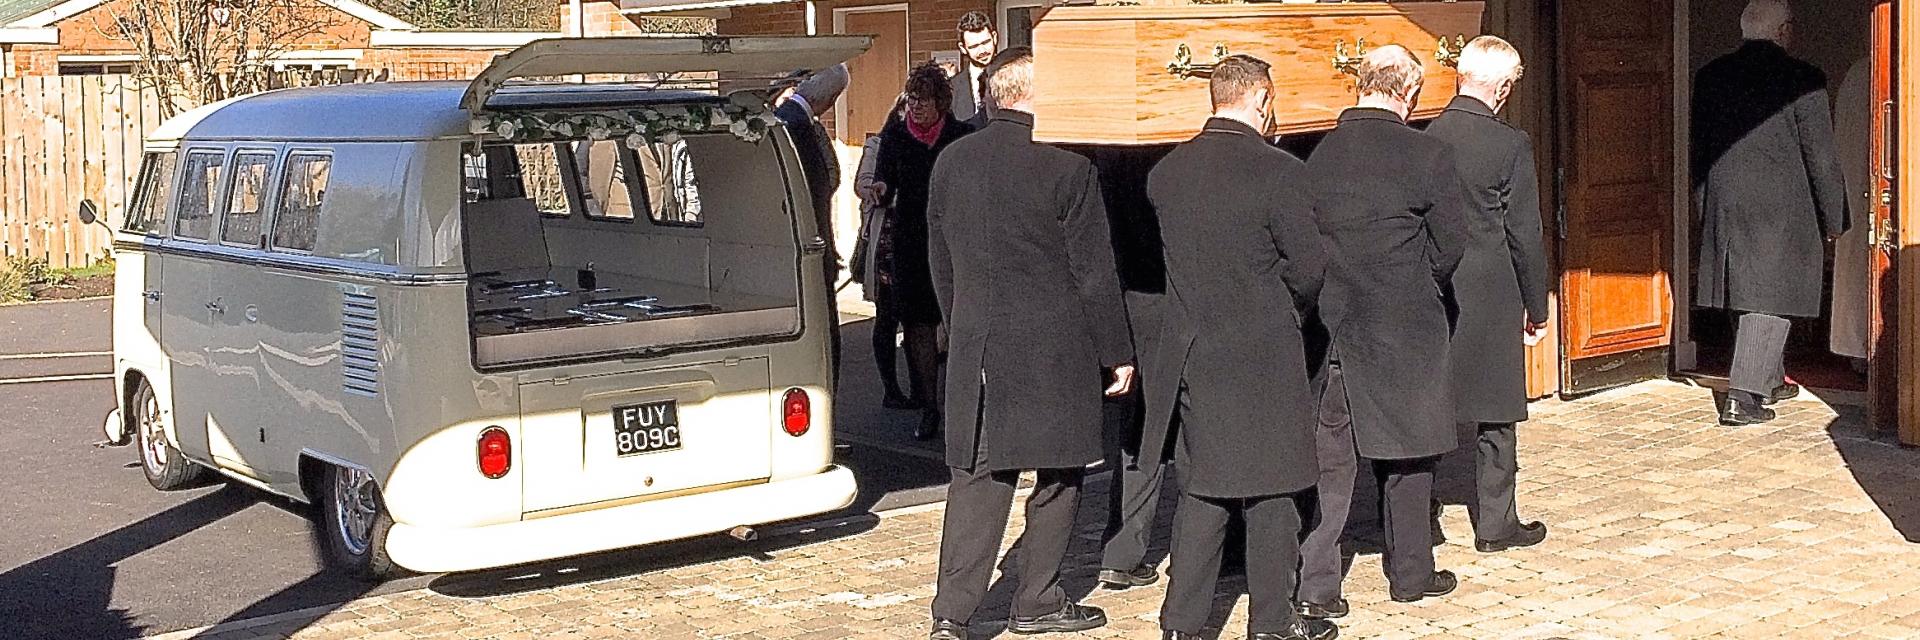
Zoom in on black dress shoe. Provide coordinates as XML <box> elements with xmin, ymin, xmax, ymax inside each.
<box><xmin>1476</xmin><ymin>521</ymin><xmax>1548</xmax><ymax>553</ymax></box>
<box><xmin>1719</xmin><ymin>396</ymin><xmax>1777</xmax><ymax>426</ymax></box>
<box><xmin>928</xmin><ymin>618</ymin><xmax>969</xmax><ymax>640</ymax></box>
<box><xmin>1098</xmin><ymin>565</ymin><xmax>1160</xmax><ymax>589</ymax></box>
<box><xmin>1763</xmin><ymin>382</ymin><xmax>1802</xmax><ymax>405</ymax></box>
<box><xmin>1251</xmin><ymin>618</ymin><xmax>1339</xmax><ymax>640</ymax></box>
<box><xmin>1390</xmin><ymin>570</ymin><xmax>1458</xmax><ymax>603</ymax></box>
<box><xmin>1296</xmin><ymin>597</ymin><xmax>1349</xmax><ymax>619</ymax></box>
<box><xmin>914</xmin><ymin>411</ymin><xmax>942</xmax><ymax>440</ymax></box>
<box><xmin>1008</xmin><ymin>603</ymin><xmax>1107</xmax><ymax>634</ymax></box>
<box><xmin>1162</xmin><ymin>631</ymin><xmax>1204</xmax><ymax>640</ymax></box>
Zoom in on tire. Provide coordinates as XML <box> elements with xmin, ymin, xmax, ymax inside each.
<box><xmin>319</xmin><ymin>463</ymin><xmax>401</xmax><ymax>581</ymax></box>
<box><xmin>133</xmin><ymin>381</ymin><xmax>207</xmax><ymax>491</ymax></box>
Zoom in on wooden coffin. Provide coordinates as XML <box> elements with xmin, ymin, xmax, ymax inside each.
<box><xmin>1031</xmin><ymin>1</ymin><xmax>1486</xmax><ymax>145</ymax></box>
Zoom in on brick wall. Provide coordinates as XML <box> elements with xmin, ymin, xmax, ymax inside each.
<box><xmin>717</xmin><ymin>3</ymin><xmax>808</xmax><ymax>36</ymax></box>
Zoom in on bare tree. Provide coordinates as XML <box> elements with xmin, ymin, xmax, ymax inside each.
<box><xmin>98</xmin><ymin>0</ymin><xmax>347</xmax><ymax>116</ymax></box>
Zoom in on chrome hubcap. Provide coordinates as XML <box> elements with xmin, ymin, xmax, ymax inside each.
<box><xmin>333</xmin><ymin>467</ymin><xmax>379</xmax><ymax>556</ymax></box>
<box><xmin>139</xmin><ymin>392</ymin><xmax>167</xmax><ymax>472</ymax></box>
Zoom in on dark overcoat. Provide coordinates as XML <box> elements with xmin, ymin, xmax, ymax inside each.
<box><xmin>875</xmin><ymin>114</ymin><xmax>975</xmax><ymax>324</ymax></box>
<box><xmin>1304</xmin><ymin>108</ymin><xmax>1471</xmax><ymax>461</ymax></box>
<box><xmin>926</xmin><ymin>111</ymin><xmax>1134</xmax><ymax>472</ymax></box>
<box><xmin>1691</xmin><ymin>40</ymin><xmax>1848</xmax><ymax>318</ymax></box>
<box><xmin>1138</xmin><ymin>118</ymin><xmax>1330</xmax><ymax>498</ymax></box>
<box><xmin>1425</xmin><ymin>97</ymin><xmax>1550</xmax><ymax>425</ymax></box>
<box><xmin>776</xmin><ymin>100</ymin><xmax>842</xmax><ymax>283</ymax></box>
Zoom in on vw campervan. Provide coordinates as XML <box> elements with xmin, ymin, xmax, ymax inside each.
<box><xmin>95</xmin><ymin>36</ymin><xmax>865</xmax><ymax>579</ymax></box>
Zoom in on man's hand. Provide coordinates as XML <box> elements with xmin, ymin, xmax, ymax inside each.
<box><xmin>1523</xmin><ymin>318</ymin><xmax>1549</xmax><ymax>347</ymax></box>
<box><xmin>1105</xmin><ymin>364</ymin><xmax>1138</xmax><ymax>397</ymax></box>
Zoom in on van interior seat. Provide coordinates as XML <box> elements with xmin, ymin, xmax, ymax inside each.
<box><xmin>463</xmin><ymin>198</ymin><xmax>551</xmax><ymax>275</ymax></box>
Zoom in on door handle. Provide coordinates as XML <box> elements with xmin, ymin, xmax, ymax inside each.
<box><xmin>206</xmin><ymin>299</ymin><xmax>224</xmax><ymax>315</ymax></box>
<box><xmin>142</xmin><ymin>290</ymin><xmax>161</xmax><ymax>303</ymax></box>
<box><xmin>802</xmin><ymin>237</ymin><xmax>829</xmax><ymax>254</ymax></box>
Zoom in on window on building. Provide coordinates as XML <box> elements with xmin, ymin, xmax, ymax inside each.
<box><xmin>128</xmin><ymin>151</ymin><xmax>177</xmax><ymax>235</ymax></box>
<box><xmin>273</xmin><ymin>153</ymin><xmax>332</xmax><ymax>252</ymax></box>
<box><xmin>221</xmin><ymin>152</ymin><xmax>276</xmax><ymax>246</ymax></box>
<box><xmin>58</xmin><ymin>62</ymin><xmax>137</xmax><ymax>76</ymax></box>
<box><xmin>174</xmin><ymin>150</ymin><xmax>225</xmax><ymax>241</ymax></box>
<box><xmin>1001</xmin><ymin>2</ymin><xmax>1045</xmax><ymax>49</ymax></box>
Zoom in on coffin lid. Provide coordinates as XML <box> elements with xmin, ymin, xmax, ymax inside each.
<box><xmin>462</xmin><ymin>35</ymin><xmax>872</xmax><ymax>112</ymax></box>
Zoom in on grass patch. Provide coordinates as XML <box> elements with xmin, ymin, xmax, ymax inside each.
<box><xmin>1</xmin><ymin>255</ymin><xmax>116</xmax><ymax>303</ymax></box>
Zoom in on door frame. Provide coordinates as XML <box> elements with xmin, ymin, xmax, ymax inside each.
<box><xmin>1898</xmin><ymin>0</ymin><xmax>1917</xmax><ymax>444</ymax></box>
<box><xmin>831</xmin><ymin>3</ymin><xmax>909</xmax><ymax>143</ymax></box>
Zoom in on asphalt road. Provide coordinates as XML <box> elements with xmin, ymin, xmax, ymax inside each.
<box><xmin>0</xmin><ymin>300</ymin><xmax>952</xmax><ymax>639</ymax></box>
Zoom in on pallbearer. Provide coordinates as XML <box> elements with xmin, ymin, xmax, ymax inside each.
<box><xmin>1298</xmin><ymin>45</ymin><xmax>1471</xmax><ymax>611</ymax></box>
<box><xmin>1423</xmin><ymin>36</ymin><xmax>1551</xmax><ymax>554</ymax></box>
<box><xmin>1140</xmin><ymin>54</ymin><xmax>1336</xmax><ymax>640</ymax></box>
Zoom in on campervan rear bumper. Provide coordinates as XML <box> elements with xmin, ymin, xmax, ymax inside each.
<box><xmin>385</xmin><ymin>465</ymin><xmax>856</xmax><ymax>573</ymax></box>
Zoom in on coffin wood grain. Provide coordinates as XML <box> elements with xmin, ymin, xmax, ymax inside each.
<box><xmin>1032</xmin><ymin>2</ymin><xmax>1485</xmax><ymax>145</ymax></box>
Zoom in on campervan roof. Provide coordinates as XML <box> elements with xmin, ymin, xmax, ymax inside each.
<box><xmin>147</xmin><ymin>82</ymin><xmax>734</xmax><ymax>144</ymax></box>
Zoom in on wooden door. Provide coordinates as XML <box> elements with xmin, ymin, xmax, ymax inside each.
<box><xmin>1554</xmin><ymin>0</ymin><xmax>1676</xmax><ymax>394</ymax></box>
<box><xmin>1867</xmin><ymin>1</ymin><xmax>1901</xmax><ymax>437</ymax></box>
<box><xmin>839</xmin><ymin>9</ymin><xmax>908</xmax><ymax>145</ymax></box>
<box><xmin>1895</xmin><ymin>0</ymin><xmax>1918</xmax><ymax>445</ymax></box>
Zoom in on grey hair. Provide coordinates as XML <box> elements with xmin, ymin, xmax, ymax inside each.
<box><xmin>1457</xmin><ymin>36</ymin><xmax>1523</xmax><ymax>87</ymax></box>
<box><xmin>1356</xmin><ymin>44</ymin><xmax>1424</xmax><ymax>101</ymax></box>
<box><xmin>1740</xmin><ymin>0</ymin><xmax>1792</xmax><ymax>41</ymax></box>
<box><xmin>988</xmin><ymin>50</ymin><xmax>1034</xmax><ymax>108</ymax></box>
<box><xmin>795</xmin><ymin>64</ymin><xmax>850</xmax><ymax>107</ymax></box>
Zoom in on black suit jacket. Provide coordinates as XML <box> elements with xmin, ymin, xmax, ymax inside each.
<box><xmin>927</xmin><ymin>110</ymin><xmax>1133</xmax><ymax>471</ymax></box>
<box><xmin>776</xmin><ymin>100</ymin><xmax>842</xmax><ymax>282</ymax></box>
<box><xmin>948</xmin><ymin>65</ymin><xmax>981</xmax><ymax>123</ymax></box>
<box><xmin>1305</xmin><ymin>108</ymin><xmax>1471</xmax><ymax>460</ymax></box>
<box><xmin>1425</xmin><ymin>96</ymin><xmax>1549</xmax><ymax>424</ymax></box>
<box><xmin>1691</xmin><ymin>40</ymin><xmax>1847</xmax><ymax>318</ymax></box>
<box><xmin>1138</xmin><ymin>118</ymin><xmax>1329</xmax><ymax>498</ymax></box>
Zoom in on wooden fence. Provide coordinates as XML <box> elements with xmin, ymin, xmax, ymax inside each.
<box><xmin>0</xmin><ymin>75</ymin><xmax>165</xmax><ymax>269</ymax></box>
<box><xmin>0</xmin><ymin>70</ymin><xmax>394</xmax><ymax>269</ymax></box>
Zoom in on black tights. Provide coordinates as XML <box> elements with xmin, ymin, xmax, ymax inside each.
<box><xmin>904</xmin><ymin>323</ymin><xmax>942</xmax><ymax>418</ymax></box>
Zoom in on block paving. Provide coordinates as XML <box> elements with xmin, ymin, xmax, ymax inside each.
<box><xmin>164</xmin><ymin>381</ymin><xmax>1920</xmax><ymax>640</ymax></box>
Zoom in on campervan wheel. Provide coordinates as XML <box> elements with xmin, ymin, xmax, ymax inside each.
<box><xmin>321</xmin><ymin>464</ymin><xmax>400</xmax><ymax>581</ymax></box>
<box><xmin>133</xmin><ymin>380</ymin><xmax>207</xmax><ymax>491</ymax></box>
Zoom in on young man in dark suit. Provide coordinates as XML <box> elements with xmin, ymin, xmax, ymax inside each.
<box><xmin>948</xmin><ymin>11</ymin><xmax>997</xmax><ymax>123</ymax></box>
<box><xmin>1424</xmin><ymin>36</ymin><xmax>1551</xmax><ymax>554</ymax></box>
<box><xmin>923</xmin><ymin>50</ymin><xmax>1135</xmax><ymax>640</ymax></box>
<box><xmin>1139</xmin><ymin>54</ymin><xmax>1337</xmax><ymax>640</ymax></box>
<box><xmin>1298</xmin><ymin>44</ymin><xmax>1472</xmax><ymax>612</ymax></box>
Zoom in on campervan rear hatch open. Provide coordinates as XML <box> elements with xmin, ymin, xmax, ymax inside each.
<box><xmin>456</xmin><ymin>37</ymin><xmax>867</xmax><ymax>369</ymax></box>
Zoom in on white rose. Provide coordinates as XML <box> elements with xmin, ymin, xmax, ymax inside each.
<box><xmin>587</xmin><ymin>125</ymin><xmax>612</xmax><ymax>140</ymax></box>
<box><xmin>625</xmin><ymin>133</ymin><xmax>648</xmax><ymax>150</ymax></box>
<box><xmin>495</xmin><ymin>119</ymin><xmax>518</xmax><ymax>139</ymax></box>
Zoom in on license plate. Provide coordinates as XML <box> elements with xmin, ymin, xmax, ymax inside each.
<box><xmin>612</xmin><ymin>400</ymin><xmax>681</xmax><ymax>457</ymax></box>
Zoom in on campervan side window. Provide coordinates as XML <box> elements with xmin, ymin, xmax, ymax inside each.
<box><xmin>221</xmin><ymin>151</ymin><xmax>276</xmax><ymax>246</ymax></box>
<box><xmin>175</xmin><ymin>150</ymin><xmax>225</xmax><ymax>241</ymax></box>
<box><xmin>127</xmin><ymin>151</ymin><xmax>176</xmax><ymax>235</ymax></box>
<box><xmin>273</xmin><ymin>153</ymin><xmax>332</xmax><ymax>252</ymax></box>
<box><xmin>464</xmin><ymin>144</ymin><xmax>571</xmax><ymax>218</ymax></box>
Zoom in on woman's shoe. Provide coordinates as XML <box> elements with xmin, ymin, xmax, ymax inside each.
<box><xmin>914</xmin><ymin>411</ymin><xmax>942</xmax><ymax>440</ymax></box>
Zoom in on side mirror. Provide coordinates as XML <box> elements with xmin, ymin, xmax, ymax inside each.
<box><xmin>77</xmin><ymin>199</ymin><xmax>100</xmax><ymax>226</ymax></box>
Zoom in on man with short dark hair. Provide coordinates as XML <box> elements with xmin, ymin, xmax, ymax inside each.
<box><xmin>1141</xmin><ymin>53</ymin><xmax>1336</xmax><ymax>640</ymax></box>
<box><xmin>949</xmin><ymin>11</ymin><xmax>997</xmax><ymax>123</ymax></box>
<box><xmin>924</xmin><ymin>51</ymin><xmax>1134</xmax><ymax>640</ymax></box>
<box><xmin>1299</xmin><ymin>45</ymin><xmax>1470</xmax><ymax>612</ymax></box>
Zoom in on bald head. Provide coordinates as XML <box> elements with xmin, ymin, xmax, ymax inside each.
<box><xmin>1356</xmin><ymin>44</ymin><xmax>1424</xmax><ymax>103</ymax></box>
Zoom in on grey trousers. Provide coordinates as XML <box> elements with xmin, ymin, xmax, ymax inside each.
<box><xmin>1730</xmin><ymin>312</ymin><xmax>1791</xmax><ymax>398</ymax></box>
<box><xmin>931</xmin><ymin>464</ymin><xmax>1084</xmax><ymax>623</ymax></box>
<box><xmin>1299</xmin><ymin>361</ymin><xmax>1358</xmax><ymax>605</ymax></box>
<box><xmin>1472</xmin><ymin>422</ymin><xmax>1522</xmax><ymax>542</ymax></box>
<box><xmin>1160</xmin><ymin>491</ymin><xmax>1306</xmax><ymax>635</ymax></box>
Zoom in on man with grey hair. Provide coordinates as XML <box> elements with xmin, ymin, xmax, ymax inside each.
<box><xmin>1425</xmin><ymin>35</ymin><xmax>1551</xmax><ymax>556</ymax></box>
<box><xmin>1692</xmin><ymin>0</ymin><xmax>1845</xmax><ymax>425</ymax></box>
<box><xmin>923</xmin><ymin>50</ymin><xmax>1133</xmax><ymax>640</ymax></box>
<box><xmin>1299</xmin><ymin>44</ymin><xmax>1470</xmax><ymax>613</ymax></box>
<box><xmin>775</xmin><ymin>63</ymin><xmax>851</xmax><ymax>381</ymax></box>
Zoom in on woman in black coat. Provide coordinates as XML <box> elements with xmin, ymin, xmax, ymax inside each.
<box><xmin>873</xmin><ymin>63</ymin><xmax>975</xmax><ymax>438</ymax></box>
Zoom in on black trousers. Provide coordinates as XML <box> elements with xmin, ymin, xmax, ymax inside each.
<box><xmin>1472</xmin><ymin>422</ymin><xmax>1522</xmax><ymax>542</ymax></box>
<box><xmin>1730</xmin><ymin>312</ymin><xmax>1791</xmax><ymax>398</ymax></box>
<box><xmin>1103</xmin><ymin>289</ymin><xmax>1172</xmax><ymax>571</ymax></box>
<box><xmin>931</xmin><ymin>464</ymin><xmax>1085</xmax><ymax>623</ymax></box>
<box><xmin>1160</xmin><ymin>491</ymin><xmax>1306</xmax><ymax>635</ymax></box>
<box><xmin>1298</xmin><ymin>361</ymin><xmax>1440</xmax><ymax>601</ymax></box>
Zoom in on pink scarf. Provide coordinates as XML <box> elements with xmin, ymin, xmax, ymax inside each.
<box><xmin>907</xmin><ymin>116</ymin><xmax>945</xmax><ymax>147</ymax></box>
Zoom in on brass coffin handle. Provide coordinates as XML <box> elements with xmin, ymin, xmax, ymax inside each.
<box><xmin>1168</xmin><ymin>42</ymin><xmax>1231</xmax><ymax>79</ymax></box>
<box><xmin>1435</xmin><ymin>35</ymin><xmax>1467</xmax><ymax>69</ymax></box>
<box><xmin>1332</xmin><ymin>38</ymin><xmax>1368</xmax><ymax>76</ymax></box>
